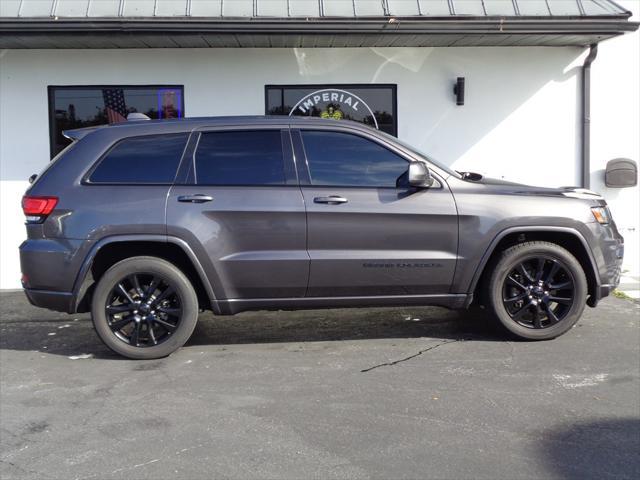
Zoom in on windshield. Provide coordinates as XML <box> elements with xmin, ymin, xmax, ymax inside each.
<box><xmin>376</xmin><ymin>130</ymin><xmax>460</xmax><ymax>178</ymax></box>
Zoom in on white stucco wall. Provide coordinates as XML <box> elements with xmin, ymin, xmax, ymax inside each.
<box><xmin>0</xmin><ymin>39</ymin><xmax>635</xmax><ymax>289</ymax></box>
<box><xmin>590</xmin><ymin>1</ymin><xmax>640</xmax><ymax>276</ymax></box>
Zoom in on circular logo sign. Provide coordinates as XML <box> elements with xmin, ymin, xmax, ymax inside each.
<box><xmin>289</xmin><ymin>89</ymin><xmax>379</xmax><ymax>129</ymax></box>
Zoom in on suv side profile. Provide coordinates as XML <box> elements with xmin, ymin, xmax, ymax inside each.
<box><xmin>20</xmin><ymin>117</ymin><xmax>624</xmax><ymax>359</ymax></box>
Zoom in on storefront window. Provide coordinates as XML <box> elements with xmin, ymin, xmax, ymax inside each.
<box><xmin>265</xmin><ymin>84</ymin><xmax>397</xmax><ymax>136</ymax></box>
<box><xmin>48</xmin><ymin>86</ymin><xmax>184</xmax><ymax>158</ymax></box>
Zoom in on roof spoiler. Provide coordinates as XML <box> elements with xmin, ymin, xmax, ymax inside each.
<box><xmin>63</xmin><ymin>113</ymin><xmax>152</xmax><ymax>141</ymax></box>
<box><xmin>62</xmin><ymin>125</ymin><xmax>103</xmax><ymax>142</ymax></box>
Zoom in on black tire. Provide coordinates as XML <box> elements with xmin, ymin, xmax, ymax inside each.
<box><xmin>486</xmin><ymin>241</ymin><xmax>587</xmax><ymax>340</ymax></box>
<box><xmin>91</xmin><ymin>256</ymin><xmax>199</xmax><ymax>359</ymax></box>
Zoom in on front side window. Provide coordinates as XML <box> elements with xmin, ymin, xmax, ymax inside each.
<box><xmin>49</xmin><ymin>86</ymin><xmax>184</xmax><ymax>158</ymax></box>
<box><xmin>301</xmin><ymin>130</ymin><xmax>409</xmax><ymax>187</ymax></box>
<box><xmin>194</xmin><ymin>130</ymin><xmax>286</xmax><ymax>186</ymax></box>
<box><xmin>89</xmin><ymin>133</ymin><xmax>188</xmax><ymax>184</ymax></box>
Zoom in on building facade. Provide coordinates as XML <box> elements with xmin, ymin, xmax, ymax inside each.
<box><xmin>1</xmin><ymin>0</ymin><xmax>638</xmax><ymax>289</ymax></box>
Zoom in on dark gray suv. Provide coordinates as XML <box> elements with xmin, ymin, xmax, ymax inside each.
<box><xmin>20</xmin><ymin>116</ymin><xmax>624</xmax><ymax>359</ymax></box>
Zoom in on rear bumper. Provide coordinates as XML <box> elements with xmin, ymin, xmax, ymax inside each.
<box><xmin>23</xmin><ymin>288</ymin><xmax>74</xmax><ymax>313</ymax></box>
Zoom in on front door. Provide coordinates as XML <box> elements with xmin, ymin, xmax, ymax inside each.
<box><xmin>294</xmin><ymin>128</ymin><xmax>458</xmax><ymax>297</ymax></box>
<box><xmin>167</xmin><ymin>127</ymin><xmax>308</xmax><ymax>301</ymax></box>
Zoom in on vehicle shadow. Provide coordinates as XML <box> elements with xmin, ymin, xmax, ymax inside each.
<box><xmin>0</xmin><ymin>291</ymin><xmax>506</xmax><ymax>359</ymax></box>
<box><xmin>187</xmin><ymin>305</ymin><xmax>501</xmax><ymax>347</ymax></box>
<box><xmin>539</xmin><ymin>418</ymin><xmax>640</xmax><ymax>479</ymax></box>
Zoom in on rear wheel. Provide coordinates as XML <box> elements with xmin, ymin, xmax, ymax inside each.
<box><xmin>487</xmin><ymin>241</ymin><xmax>587</xmax><ymax>340</ymax></box>
<box><xmin>91</xmin><ymin>256</ymin><xmax>198</xmax><ymax>359</ymax></box>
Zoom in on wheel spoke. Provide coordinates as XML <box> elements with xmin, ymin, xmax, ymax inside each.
<box><xmin>548</xmin><ymin>295</ymin><xmax>572</xmax><ymax>305</ymax></box>
<box><xmin>549</xmin><ymin>280</ymin><xmax>572</xmax><ymax>290</ymax></box>
<box><xmin>506</xmin><ymin>275</ymin><xmax>527</xmax><ymax>291</ymax></box>
<box><xmin>503</xmin><ymin>292</ymin><xmax>528</xmax><ymax>304</ymax></box>
<box><xmin>534</xmin><ymin>258</ymin><xmax>545</xmax><ymax>282</ymax></box>
<box><xmin>517</xmin><ymin>263</ymin><xmax>535</xmax><ymax>283</ymax></box>
<box><xmin>545</xmin><ymin>261</ymin><xmax>560</xmax><ymax>284</ymax></box>
<box><xmin>147</xmin><ymin>319</ymin><xmax>158</xmax><ymax>345</ymax></box>
<box><xmin>109</xmin><ymin>315</ymin><xmax>135</xmax><ymax>331</ymax></box>
<box><xmin>153</xmin><ymin>317</ymin><xmax>177</xmax><ymax>331</ymax></box>
<box><xmin>157</xmin><ymin>307</ymin><xmax>181</xmax><ymax>317</ymax></box>
<box><xmin>145</xmin><ymin>277</ymin><xmax>161</xmax><ymax>298</ymax></box>
<box><xmin>106</xmin><ymin>304</ymin><xmax>133</xmax><ymax>314</ymax></box>
<box><xmin>511</xmin><ymin>301</ymin><xmax>532</xmax><ymax>320</ymax></box>
<box><xmin>545</xmin><ymin>304</ymin><xmax>561</xmax><ymax>324</ymax></box>
<box><xmin>152</xmin><ymin>286</ymin><xmax>175</xmax><ymax>306</ymax></box>
<box><xmin>116</xmin><ymin>283</ymin><xmax>135</xmax><ymax>304</ymax></box>
<box><xmin>130</xmin><ymin>321</ymin><xmax>141</xmax><ymax>346</ymax></box>
<box><xmin>130</xmin><ymin>274</ymin><xmax>144</xmax><ymax>297</ymax></box>
<box><xmin>533</xmin><ymin>305</ymin><xmax>543</xmax><ymax>329</ymax></box>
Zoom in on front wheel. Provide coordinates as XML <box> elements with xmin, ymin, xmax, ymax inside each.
<box><xmin>487</xmin><ymin>241</ymin><xmax>587</xmax><ymax>340</ymax></box>
<box><xmin>91</xmin><ymin>256</ymin><xmax>199</xmax><ymax>359</ymax></box>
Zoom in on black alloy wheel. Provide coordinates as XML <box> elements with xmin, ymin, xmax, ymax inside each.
<box><xmin>502</xmin><ymin>256</ymin><xmax>575</xmax><ymax>329</ymax></box>
<box><xmin>106</xmin><ymin>273</ymin><xmax>182</xmax><ymax>347</ymax></box>
<box><xmin>91</xmin><ymin>256</ymin><xmax>199</xmax><ymax>359</ymax></box>
<box><xmin>487</xmin><ymin>241</ymin><xmax>587</xmax><ymax>340</ymax></box>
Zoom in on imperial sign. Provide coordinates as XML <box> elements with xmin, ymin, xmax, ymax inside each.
<box><xmin>289</xmin><ymin>89</ymin><xmax>379</xmax><ymax>129</ymax></box>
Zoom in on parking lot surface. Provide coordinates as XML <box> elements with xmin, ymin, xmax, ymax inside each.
<box><xmin>1</xmin><ymin>291</ymin><xmax>639</xmax><ymax>480</ymax></box>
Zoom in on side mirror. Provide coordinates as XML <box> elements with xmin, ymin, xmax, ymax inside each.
<box><xmin>408</xmin><ymin>162</ymin><xmax>433</xmax><ymax>188</ymax></box>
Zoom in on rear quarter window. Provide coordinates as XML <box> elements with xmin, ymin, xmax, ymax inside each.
<box><xmin>88</xmin><ymin>133</ymin><xmax>188</xmax><ymax>184</ymax></box>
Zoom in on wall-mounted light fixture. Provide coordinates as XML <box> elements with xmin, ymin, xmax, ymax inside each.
<box><xmin>454</xmin><ymin>77</ymin><xmax>465</xmax><ymax>106</ymax></box>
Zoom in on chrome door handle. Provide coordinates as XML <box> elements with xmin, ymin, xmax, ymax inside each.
<box><xmin>314</xmin><ymin>195</ymin><xmax>348</xmax><ymax>205</ymax></box>
<box><xmin>177</xmin><ymin>194</ymin><xmax>213</xmax><ymax>203</ymax></box>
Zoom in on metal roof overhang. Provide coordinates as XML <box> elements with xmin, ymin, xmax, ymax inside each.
<box><xmin>1</xmin><ymin>16</ymin><xmax>637</xmax><ymax>48</ymax></box>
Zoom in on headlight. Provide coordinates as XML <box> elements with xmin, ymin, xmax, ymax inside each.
<box><xmin>591</xmin><ymin>206</ymin><xmax>610</xmax><ymax>224</ymax></box>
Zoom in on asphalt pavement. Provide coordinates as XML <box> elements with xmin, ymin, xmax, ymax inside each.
<box><xmin>1</xmin><ymin>291</ymin><xmax>639</xmax><ymax>480</ymax></box>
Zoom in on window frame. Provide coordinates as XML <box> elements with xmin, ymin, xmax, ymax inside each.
<box><xmin>264</xmin><ymin>84</ymin><xmax>398</xmax><ymax>137</ymax></box>
<box><xmin>83</xmin><ymin>132</ymin><xmax>191</xmax><ymax>186</ymax></box>
<box><xmin>179</xmin><ymin>125</ymin><xmax>298</xmax><ymax>187</ymax></box>
<box><xmin>48</xmin><ymin>84</ymin><xmax>185</xmax><ymax>159</ymax></box>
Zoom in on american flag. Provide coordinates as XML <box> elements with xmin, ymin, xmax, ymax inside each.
<box><xmin>103</xmin><ymin>89</ymin><xmax>127</xmax><ymax>123</ymax></box>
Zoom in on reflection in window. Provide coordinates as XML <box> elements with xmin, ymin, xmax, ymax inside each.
<box><xmin>266</xmin><ymin>85</ymin><xmax>397</xmax><ymax>136</ymax></box>
<box><xmin>89</xmin><ymin>133</ymin><xmax>188</xmax><ymax>184</ymax></box>
<box><xmin>49</xmin><ymin>86</ymin><xmax>184</xmax><ymax>158</ymax></box>
<box><xmin>301</xmin><ymin>130</ymin><xmax>408</xmax><ymax>187</ymax></box>
<box><xmin>195</xmin><ymin>130</ymin><xmax>286</xmax><ymax>186</ymax></box>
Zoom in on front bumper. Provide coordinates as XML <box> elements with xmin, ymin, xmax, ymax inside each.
<box><xmin>586</xmin><ymin>222</ymin><xmax>623</xmax><ymax>307</ymax></box>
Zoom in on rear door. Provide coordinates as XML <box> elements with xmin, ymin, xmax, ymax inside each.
<box><xmin>166</xmin><ymin>126</ymin><xmax>308</xmax><ymax>300</ymax></box>
<box><xmin>293</xmin><ymin>127</ymin><xmax>458</xmax><ymax>297</ymax></box>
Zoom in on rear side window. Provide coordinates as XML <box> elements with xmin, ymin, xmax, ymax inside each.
<box><xmin>194</xmin><ymin>130</ymin><xmax>285</xmax><ymax>185</ymax></box>
<box><xmin>89</xmin><ymin>133</ymin><xmax>188</xmax><ymax>184</ymax></box>
<box><xmin>301</xmin><ymin>130</ymin><xmax>408</xmax><ymax>187</ymax></box>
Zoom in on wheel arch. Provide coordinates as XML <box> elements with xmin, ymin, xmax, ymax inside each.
<box><xmin>72</xmin><ymin>235</ymin><xmax>217</xmax><ymax>314</ymax></box>
<box><xmin>470</xmin><ymin>227</ymin><xmax>600</xmax><ymax>307</ymax></box>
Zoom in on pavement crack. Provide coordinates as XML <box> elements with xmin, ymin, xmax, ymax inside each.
<box><xmin>361</xmin><ymin>338</ymin><xmax>464</xmax><ymax>373</ymax></box>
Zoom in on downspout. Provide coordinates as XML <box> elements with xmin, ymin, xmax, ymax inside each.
<box><xmin>581</xmin><ymin>43</ymin><xmax>598</xmax><ymax>189</ymax></box>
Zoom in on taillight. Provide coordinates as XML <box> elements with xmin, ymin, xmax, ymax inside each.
<box><xmin>22</xmin><ymin>195</ymin><xmax>58</xmax><ymax>223</ymax></box>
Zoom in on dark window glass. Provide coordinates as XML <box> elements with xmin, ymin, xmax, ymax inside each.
<box><xmin>195</xmin><ymin>130</ymin><xmax>286</xmax><ymax>185</ymax></box>
<box><xmin>89</xmin><ymin>134</ymin><xmax>188</xmax><ymax>184</ymax></box>
<box><xmin>266</xmin><ymin>85</ymin><xmax>396</xmax><ymax>136</ymax></box>
<box><xmin>49</xmin><ymin>86</ymin><xmax>184</xmax><ymax>157</ymax></box>
<box><xmin>301</xmin><ymin>131</ymin><xmax>408</xmax><ymax>187</ymax></box>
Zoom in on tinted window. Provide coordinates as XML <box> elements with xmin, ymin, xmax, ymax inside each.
<box><xmin>90</xmin><ymin>133</ymin><xmax>188</xmax><ymax>184</ymax></box>
<box><xmin>49</xmin><ymin>86</ymin><xmax>184</xmax><ymax>157</ymax></box>
<box><xmin>301</xmin><ymin>131</ymin><xmax>408</xmax><ymax>187</ymax></box>
<box><xmin>195</xmin><ymin>130</ymin><xmax>286</xmax><ymax>185</ymax></box>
